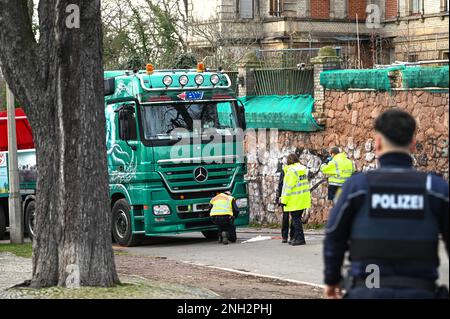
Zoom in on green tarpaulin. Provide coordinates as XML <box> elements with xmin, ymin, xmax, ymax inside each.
<box><xmin>402</xmin><ymin>66</ymin><xmax>449</xmax><ymax>89</ymax></box>
<box><xmin>320</xmin><ymin>66</ymin><xmax>405</xmax><ymax>92</ymax></box>
<box><xmin>238</xmin><ymin>95</ymin><xmax>322</xmax><ymax>132</ymax></box>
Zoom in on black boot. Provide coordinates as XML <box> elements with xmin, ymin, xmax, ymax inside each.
<box><xmin>222</xmin><ymin>231</ymin><xmax>229</xmax><ymax>245</ymax></box>
<box><xmin>282</xmin><ymin>238</ymin><xmax>288</xmax><ymax>243</ymax></box>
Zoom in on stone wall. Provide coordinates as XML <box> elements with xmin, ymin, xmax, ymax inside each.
<box><xmin>246</xmin><ymin>89</ymin><xmax>449</xmax><ymax>225</ymax></box>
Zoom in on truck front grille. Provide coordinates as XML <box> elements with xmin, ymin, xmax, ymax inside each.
<box><xmin>178</xmin><ymin>212</ymin><xmax>211</xmax><ymax>220</ymax></box>
<box><xmin>157</xmin><ymin>162</ymin><xmax>238</xmax><ymax>193</ymax></box>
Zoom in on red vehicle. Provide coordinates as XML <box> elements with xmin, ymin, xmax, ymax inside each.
<box><xmin>0</xmin><ymin>108</ymin><xmax>36</xmax><ymax>239</ymax></box>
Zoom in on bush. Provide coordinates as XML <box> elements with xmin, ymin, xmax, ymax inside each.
<box><xmin>318</xmin><ymin>46</ymin><xmax>337</xmax><ymax>57</ymax></box>
<box><xmin>172</xmin><ymin>52</ymin><xmax>198</xmax><ymax>69</ymax></box>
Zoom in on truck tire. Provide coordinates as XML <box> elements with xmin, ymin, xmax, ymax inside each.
<box><xmin>111</xmin><ymin>199</ymin><xmax>143</xmax><ymax>247</ymax></box>
<box><xmin>0</xmin><ymin>206</ymin><xmax>6</xmax><ymax>240</ymax></box>
<box><xmin>25</xmin><ymin>200</ymin><xmax>36</xmax><ymax>240</ymax></box>
<box><xmin>202</xmin><ymin>230</ymin><xmax>219</xmax><ymax>240</ymax></box>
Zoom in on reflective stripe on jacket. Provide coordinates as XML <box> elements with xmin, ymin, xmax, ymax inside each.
<box><xmin>321</xmin><ymin>153</ymin><xmax>355</xmax><ymax>186</ymax></box>
<box><xmin>280</xmin><ymin>163</ymin><xmax>311</xmax><ymax>212</ymax></box>
<box><xmin>210</xmin><ymin>193</ymin><xmax>234</xmax><ymax>216</ymax></box>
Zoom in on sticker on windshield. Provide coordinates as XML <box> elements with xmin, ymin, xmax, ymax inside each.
<box><xmin>178</xmin><ymin>91</ymin><xmax>204</xmax><ymax>101</ymax></box>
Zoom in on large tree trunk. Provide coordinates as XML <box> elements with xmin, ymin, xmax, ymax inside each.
<box><xmin>0</xmin><ymin>0</ymin><xmax>119</xmax><ymax>287</ymax></box>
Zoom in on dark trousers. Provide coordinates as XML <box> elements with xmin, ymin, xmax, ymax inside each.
<box><xmin>328</xmin><ymin>185</ymin><xmax>341</xmax><ymax>201</ymax></box>
<box><xmin>281</xmin><ymin>211</ymin><xmax>294</xmax><ymax>240</ymax></box>
<box><xmin>283</xmin><ymin>210</ymin><xmax>305</xmax><ymax>242</ymax></box>
<box><xmin>212</xmin><ymin>215</ymin><xmax>237</xmax><ymax>242</ymax></box>
<box><xmin>345</xmin><ymin>287</ymin><xmax>436</xmax><ymax>299</ymax></box>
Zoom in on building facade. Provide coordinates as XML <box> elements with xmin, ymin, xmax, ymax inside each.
<box><xmin>187</xmin><ymin>0</ymin><xmax>449</xmax><ymax>68</ymax></box>
<box><xmin>384</xmin><ymin>0</ymin><xmax>449</xmax><ymax>61</ymax></box>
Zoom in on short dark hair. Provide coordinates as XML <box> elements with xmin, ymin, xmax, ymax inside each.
<box><xmin>330</xmin><ymin>147</ymin><xmax>340</xmax><ymax>155</ymax></box>
<box><xmin>286</xmin><ymin>153</ymin><xmax>300</xmax><ymax>165</ymax></box>
<box><xmin>374</xmin><ymin>109</ymin><xmax>416</xmax><ymax>147</ymax></box>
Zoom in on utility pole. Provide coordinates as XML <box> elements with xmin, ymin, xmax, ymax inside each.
<box><xmin>6</xmin><ymin>83</ymin><xmax>23</xmax><ymax>244</ymax></box>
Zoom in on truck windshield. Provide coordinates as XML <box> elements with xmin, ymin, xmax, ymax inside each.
<box><xmin>141</xmin><ymin>101</ymin><xmax>238</xmax><ymax>140</ymax></box>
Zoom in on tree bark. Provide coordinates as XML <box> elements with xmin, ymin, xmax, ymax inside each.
<box><xmin>0</xmin><ymin>0</ymin><xmax>119</xmax><ymax>287</ymax></box>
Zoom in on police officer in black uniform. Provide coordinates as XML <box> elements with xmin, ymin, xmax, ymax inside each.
<box><xmin>323</xmin><ymin>109</ymin><xmax>449</xmax><ymax>299</ymax></box>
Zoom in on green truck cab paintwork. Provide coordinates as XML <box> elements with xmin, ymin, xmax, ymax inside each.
<box><xmin>105</xmin><ymin>69</ymin><xmax>249</xmax><ymax>246</ymax></box>
<box><xmin>0</xmin><ymin>70</ymin><xmax>249</xmax><ymax>244</ymax></box>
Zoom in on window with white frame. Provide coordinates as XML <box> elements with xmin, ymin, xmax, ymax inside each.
<box><xmin>441</xmin><ymin>0</ymin><xmax>450</xmax><ymax>12</ymax></box>
<box><xmin>238</xmin><ymin>0</ymin><xmax>254</xmax><ymax>19</ymax></box>
<box><xmin>269</xmin><ymin>0</ymin><xmax>282</xmax><ymax>16</ymax></box>
<box><xmin>409</xmin><ymin>0</ymin><xmax>421</xmax><ymax>14</ymax></box>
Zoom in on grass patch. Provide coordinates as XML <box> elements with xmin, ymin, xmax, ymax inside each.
<box><xmin>3</xmin><ymin>276</ymin><xmax>217</xmax><ymax>299</ymax></box>
<box><xmin>0</xmin><ymin>243</ymin><xmax>129</xmax><ymax>259</ymax></box>
<box><xmin>0</xmin><ymin>243</ymin><xmax>33</xmax><ymax>258</ymax></box>
<box><xmin>113</xmin><ymin>250</ymin><xmax>129</xmax><ymax>256</ymax></box>
<box><xmin>303</xmin><ymin>223</ymin><xmax>326</xmax><ymax>230</ymax></box>
<box><xmin>248</xmin><ymin>222</ymin><xmax>280</xmax><ymax>229</ymax></box>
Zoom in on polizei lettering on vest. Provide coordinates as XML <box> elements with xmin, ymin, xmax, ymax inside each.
<box><xmin>371</xmin><ymin>193</ymin><xmax>424</xmax><ymax>210</ymax></box>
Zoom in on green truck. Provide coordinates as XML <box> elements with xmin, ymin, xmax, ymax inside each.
<box><xmin>0</xmin><ymin>66</ymin><xmax>249</xmax><ymax>246</ymax></box>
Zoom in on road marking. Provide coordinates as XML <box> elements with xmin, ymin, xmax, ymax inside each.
<box><xmin>181</xmin><ymin>260</ymin><xmax>325</xmax><ymax>289</ymax></box>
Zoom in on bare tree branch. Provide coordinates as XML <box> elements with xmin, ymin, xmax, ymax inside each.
<box><xmin>0</xmin><ymin>0</ymin><xmax>39</xmax><ymax>111</ymax></box>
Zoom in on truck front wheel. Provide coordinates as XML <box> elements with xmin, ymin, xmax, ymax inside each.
<box><xmin>112</xmin><ymin>199</ymin><xmax>143</xmax><ymax>247</ymax></box>
<box><xmin>25</xmin><ymin>201</ymin><xmax>36</xmax><ymax>240</ymax></box>
<box><xmin>0</xmin><ymin>206</ymin><xmax>6</xmax><ymax>240</ymax></box>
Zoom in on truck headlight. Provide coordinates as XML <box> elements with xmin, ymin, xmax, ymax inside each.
<box><xmin>236</xmin><ymin>198</ymin><xmax>248</xmax><ymax>208</ymax></box>
<box><xmin>153</xmin><ymin>205</ymin><xmax>171</xmax><ymax>216</ymax></box>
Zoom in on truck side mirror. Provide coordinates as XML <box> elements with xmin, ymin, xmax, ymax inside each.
<box><xmin>237</xmin><ymin>101</ymin><xmax>246</xmax><ymax>131</ymax></box>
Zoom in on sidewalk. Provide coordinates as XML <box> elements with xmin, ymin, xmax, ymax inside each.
<box><xmin>0</xmin><ymin>253</ymin><xmax>31</xmax><ymax>292</ymax></box>
<box><xmin>237</xmin><ymin>227</ymin><xmax>325</xmax><ymax>236</ymax></box>
<box><xmin>0</xmin><ymin>252</ymin><xmax>218</xmax><ymax>299</ymax></box>
<box><xmin>0</xmin><ymin>250</ymin><xmax>323</xmax><ymax>299</ymax></box>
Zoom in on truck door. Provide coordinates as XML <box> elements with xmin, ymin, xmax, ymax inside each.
<box><xmin>106</xmin><ymin>101</ymin><xmax>139</xmax><ymax>183</ymax></box>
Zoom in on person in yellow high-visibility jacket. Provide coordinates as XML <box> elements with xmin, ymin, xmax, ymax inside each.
<box><xmin>279</xmin><ymin>154</ymin><xmax>311</xmax><ymax>246</ymax></box>
<box><xmin>209</xmin><ymin>191</ymin><xmax>239</xmax><ymax>245</ymax></box>
<box><xmin>320</xmin><ymin>147</ymin><xmax>356</xmax><ymax>202</ymax></box>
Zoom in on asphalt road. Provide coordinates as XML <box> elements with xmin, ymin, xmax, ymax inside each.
<box><xmin>121</xmin><ymin>229</ymin><xmax>450</xmax><ymax>287</ymax></box>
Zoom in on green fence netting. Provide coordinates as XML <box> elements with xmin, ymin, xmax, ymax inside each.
<box><xmin>402</xmin><ymin>66</ymin><xmax>449</xmax><ymax>89</ymax></box>
<box><xmin>237</xmin><ymin>95</ymin><xmax>323</xmax><ymax>132</ymax></box>
<box><xmin>320</xmin><ymin>66</ymin><xmax>405</xmax><ymax>91</ymax></box>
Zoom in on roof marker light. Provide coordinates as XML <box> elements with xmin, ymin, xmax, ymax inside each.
<box><xmin>179</xmin><ymin>75</ymin><xmax>189</xmax><ymax>87</ymax></box>
<box><xmin>197</xmin><ymin>62</ymin><xmax>205</xmax><ymax>73</ymax></box>
<box><xmin>163</xmin><ymin>75</ymin><xmax>173</xmax><ymax>87</ymax></box>
<box><xmin>146</xmin><ymin>64</ymin><xmax>154</xmax><ymax>75</ymax></box>
<box><xmin>210</xmin><ymin>74</ymin><xmax>220</xmax><ymax>86</ymax></box>
<box><xmin>194</xmin><ymin>74</ymin><xmax>204</xmax><ymax>86</ymax></box>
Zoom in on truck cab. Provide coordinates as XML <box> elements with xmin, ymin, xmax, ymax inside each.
<box><xmin>105</xmin><ymin>65</ymin><xmax>249</xmax><ymax>246</ymax></box>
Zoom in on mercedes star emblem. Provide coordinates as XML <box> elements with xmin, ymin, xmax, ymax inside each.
<box><xmin>194</xmin><ymin>167</ymin><xmax>208</xmax><ymax>183</ymax></box>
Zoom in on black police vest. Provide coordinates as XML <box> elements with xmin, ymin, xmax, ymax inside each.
<box><xmin>349</xmin><ymin>168</ymin><xmax>439</xmax><ymax>264</ymax></box>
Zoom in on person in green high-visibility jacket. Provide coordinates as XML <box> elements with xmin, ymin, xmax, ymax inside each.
<box><xmin>280</xmin><ymin>153</ymin><xmax>311</xmax><ymax>246</ymax></box>
<box><xmin>320</xmin><ymin>147</ymin><xmax>356</xmax><ymax>202</ymax></box>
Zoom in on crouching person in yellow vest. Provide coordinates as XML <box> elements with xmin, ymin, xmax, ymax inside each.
<box><xmin>280</xmin><ymin>154</ymin><xmax>311</xmax><ymax>246</ymax></box>
<box><xmin>209</xmin><ymin>191</ymin><xmax>239</xmax><ymax>245</ymax></box>
<box><xmin>320</xmin><ymin>147</ymin><xmax>356</xmax><ymax>202</ymax></box>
